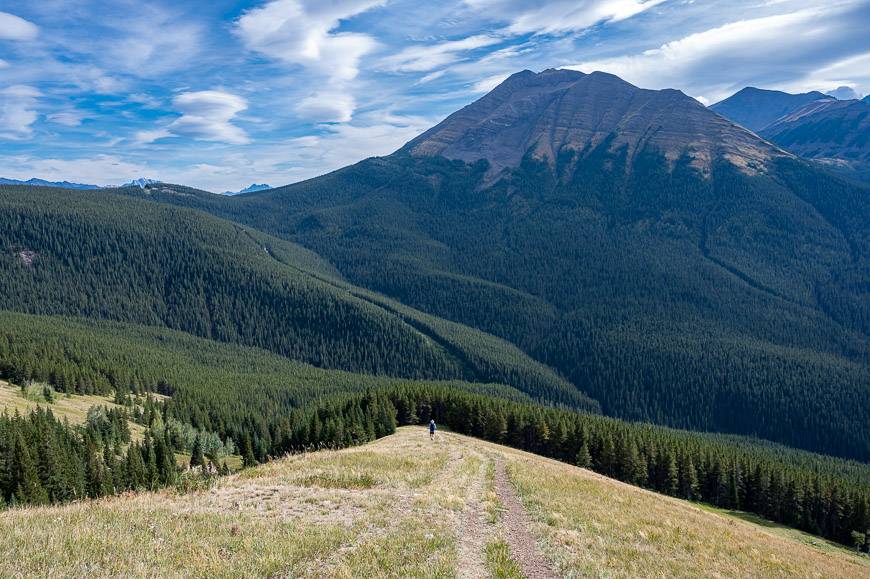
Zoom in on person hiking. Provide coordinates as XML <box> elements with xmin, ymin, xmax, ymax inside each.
<box><xmin>429</xmin><ymin>419</ymin><xmax>437</xmax><ymax>440</ymax></box>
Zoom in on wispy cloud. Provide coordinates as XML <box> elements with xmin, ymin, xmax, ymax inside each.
<box><xmin>235</xmin><ymin>0</ymin><xmax>384</xmax><ymax>121</ymax></box>
<box><xmin>380</xmin><ymin>34</ymin><xmax>502</xmax><ymax>72</ymax></box>
<box><xmin>567</xmin><ymin>2</ymin><xmax>869</xmax><ymax>103</ymax></box>
<box><xmin>463</xmin><ymin>0</ymin><xmax>666</xmax><ymax>34</ymax></box>
<box><xmin>0</xmin><ymin>11</ymin><xmax>38</xmax><ymax>41</ymax></box>
<box><xmin>0</xmin><ymin>85</ymin><xmax>40</xmax><ymax>139</ymax></box>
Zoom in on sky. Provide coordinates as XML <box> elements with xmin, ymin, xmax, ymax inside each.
<box><xmin>0</xmin><ymin>0</ymin><xmax>868</xmax><ymax>192</ymax></box>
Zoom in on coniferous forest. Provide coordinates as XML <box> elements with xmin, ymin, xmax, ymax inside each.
<box><xmin>109</xmin><ymin>152</ymin><xmax>870</xmax><ymax>462</ymax></box>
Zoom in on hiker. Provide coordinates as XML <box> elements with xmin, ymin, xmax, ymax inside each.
<box><xmin>429</xmin><ymin>419</ymin><xmax>437</xmax><ymax>440</ymax></box>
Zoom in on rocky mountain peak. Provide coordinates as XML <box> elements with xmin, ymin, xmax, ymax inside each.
<box><xmin>406</xmin><ymin>68</ymin><xmax>784</xmax><ymax>177</ymax></box>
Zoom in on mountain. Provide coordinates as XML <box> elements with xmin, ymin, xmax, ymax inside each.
<box><xmin>758</xmin><ymin>97</ymin><xmax>870</xmax><ymax>181</ymax></box>
<box><xmin>109</xmin><ymin>68</ymin><xmax>870</xmax><ymax>462</ymax></box>
<box><xmin>226</xmin><ymin>183</ymin><xmax>271</xmax><ymax>195</ymax></box>
<box><xmin>123</xmin><ymin>177</ymin><xmax>161</xmax><ymax>188</ymax></box>
<box><xmin>709</xmin><ymin>87</ymin><xmax>834</xmax><ymax>132</ymax></box>
<box><xmin>407</xmin><ymin>69</ymin><xmax>783</xmax><ymax>176</ymax></box>
<box><xmin>0</xmin><ymin>177</ymin><xmax>99</xmax><ymax>189</ymax></box>
<box><xmin>826</xmin><ymin>85</ymin><xmax>861</xmax><ymax>100</ymax></box>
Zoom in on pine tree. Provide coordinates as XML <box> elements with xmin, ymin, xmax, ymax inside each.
<box><xmin>11</xmin><ymin>432</ymin><xmax>48</xmax><ymax>505</ymax></box>
<box><xmin>190</xmin><ymin>434</ymin><xmax>205</xmax><ymax>469</ymax></box>
<box><xmin>575</xmin><ymin>441</ymin><xmax>592</xmax><ymax>469</ymax></box>
<box><xmin>241</xmin><ymin>433</ymin><xmax>256</xmax><ymax>468</ymax></box>
<box><xmin>125</xmin><ymin>442</ymin><xmax>146</xmax><ymax>490</ymax></box>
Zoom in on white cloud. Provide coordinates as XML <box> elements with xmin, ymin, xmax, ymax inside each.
<box><xmin>464</xmin><ymin>0</ymin><xmax>665</xmax><ymax>35</ymax></box>
<box><xmin>235</xmin><ymin>0</ymin><xmax>382</xmax><ymax>81</ymax></box>
<box><xmin>0</xmin><ymin>11</ymin><xmax>38</xmax><ymax>41</ymax></box>
<box><xmin>380</xmin><ymin>34</ymin><xmax>502</xmax><ymax>72</ymax></box>
<box><xmin>0</xmin><ymin>85</ymin><xmax>40</xmax><ymax>139</ymax></box>
<box><xmin>235</xmin><ymin>0</ymin><xmax>384</xmax><ymax>121</ymax></box>
<box><xmin>295</xmin><ymin>92</ymin><xmax>357</xmax><ymax>123</ymax></box>
<box><xmin>133</xmin><ymin>128</ymin><xmax>173</xmax><ymax>146</ymax></box>
<box><xmin>167</xmin><ymin>91</ymin><xmax>250</xmax><ymax>145</ymax></box>
<box><xmin>566</xmin><ymin>5</ymin><xmax>866</xmax><ymax>103</ymax></box>
<box><xmin>789</xmin><ymin>51</ymin><xmax>870</xmax><ymax>98</ymax></box>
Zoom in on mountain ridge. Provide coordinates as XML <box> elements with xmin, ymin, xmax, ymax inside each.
<box><xmin>710</xmin><ymin>86</ymin><xmax>835</xmax><ymax>132</ymax></box>
<box><xmin>406</xmin><ymin>69</ymin><xmax>785</xmax><ymax>178</ymax></box>
<box><xmin>0</xmin><ymin>177</ymin><xmax>100</xmax><ymax>189</ymax></box>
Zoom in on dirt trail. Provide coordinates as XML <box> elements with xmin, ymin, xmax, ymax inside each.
<box><xmin>493</xmin><ymin>458</ymin><xmax>558</xmax><ymax>579</ymax></box>
<box><xmin>455</xmin><ymin>450</ymin><xmax>491</xmax><ymax>579</ymax></box>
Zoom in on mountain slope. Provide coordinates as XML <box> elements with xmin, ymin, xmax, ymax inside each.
<box><xmin>102</xmin><ymin>70</ymin><xmax>870</xmax><ymax>461</ymax></box>
<box><xmin>408</xmin><ymin>69</ymin><xmax>784</xmax><ymax>176</ymax></box>
<box><xmin>2</xmin><ymin>427</ymin><xmax>867</xmax><ymax>577</ymax></box>
<box><xmin>0</xmin><ymin>185</ymin><xmax>596</xmax><ymax>409</ymax></box>
<box><xmin>710</xmin><ymin>87</ymin><xmax>834</xmax><ymax>132</ymax></box>
<box><xmin>759</xmin><ymin>98</ymin><xmax>870</xmax><ymax>181</ymax></box>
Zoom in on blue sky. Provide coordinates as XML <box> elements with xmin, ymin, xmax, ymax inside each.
<box><xmin>0</xmin><ymin>0</ymin><xmax>868</xmax><ymax>192</ymax></box>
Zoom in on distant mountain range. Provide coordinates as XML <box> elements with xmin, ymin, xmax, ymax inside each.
<box><xmin>712</xmin><ymin>87</ymin><xmax>870</xmax><ymax>181</ymax></box>
<box><xmin>0</xmin><ymin>177</ymin><xmax>100</xmax><ymax>189</ymax></box>
<box><xmin>224</xmin><ymin>183</ymin><xmax>271</xmax><ymax>195</ymax></box>
<box><xmin>710</xmin><ymin>87</ymin><xmax>834</xmax><ymax>132</ymax></box>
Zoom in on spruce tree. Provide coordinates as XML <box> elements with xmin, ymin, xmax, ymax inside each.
<box><xmin>241</xmin><ymin>433</ymin><xmax>256</xmax><ymax>468</ymax></box>
<box><xmin>190</xmin><ymin>434</ymin><xmax>205</xmax><ymax>470</ymax></box>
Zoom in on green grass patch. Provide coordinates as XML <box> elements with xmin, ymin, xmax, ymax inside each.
<box><xmin>298</xmin><ymin>472</ymin><xmax>378</xmax><ymax>490</ymax></box>
<box><xmin>486</xmin><ymin>540</ymin><xmax>524</xmax><ymax>578</ymax></box>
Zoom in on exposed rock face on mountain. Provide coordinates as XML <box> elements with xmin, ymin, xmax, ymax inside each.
<box><xmin>406</xmin><ymin>69</ymin><xmax>784</xmax><ymax>177</ymax></box>
<box><xmin>710</xmin><ymin>87</ymin><xmax>834</xmax><ymax>132</ymax></box>
<box><xmin>759</xmin><ymin>98</ymin><xmax>870</xmax><ymax>180</ymax></box>
<box><xmin>226</xmin><ymin>183</ymin><xmax>271</xmax><ymax>195</ymax></box>
<box><xmin>123</xmin><ymin>178</ymin><xmax>161</xmax><ymax>189</ymax></box>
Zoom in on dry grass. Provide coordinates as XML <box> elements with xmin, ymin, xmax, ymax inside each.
<box><xmin>501</xmin><ymin>446</ymin><xmax>870</xmax><ymax>578</ymax></box>
<box><xmin>0</xmin><ymin>427</ymin><xmax>866</xmax><ymax>577</ymax></box>
<box><xmin>0</xmin><ymin>380</ymin><xmax>148</xmax><ymax>440</ymax></box>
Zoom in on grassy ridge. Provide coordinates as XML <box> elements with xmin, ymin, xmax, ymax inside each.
<box><xmin>1</xmin><ymin>428</ymin><xmax>865</xmax><ymax>577</ymax></box>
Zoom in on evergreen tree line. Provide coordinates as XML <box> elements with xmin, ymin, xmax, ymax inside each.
<box><xmin>0</xmin><ymin>187</ymin><xmax>594</xmax><ymax>408</ymax></box>
<box><xmin>0</xmin><ymin>391</ymin><xmax>399</xmax><ymax>509</ymax></box>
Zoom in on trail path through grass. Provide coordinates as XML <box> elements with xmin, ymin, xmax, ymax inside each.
<box><xmin>1</xmin><ymin>427</ymin><xmax>867</xmax><ymax>577</ymax></box>
<box><xmin>455</xmin><ymin>446</ymin><xmax>493</xmax><ymax>578</ymax></box>
<box><xmin>492</xmin><ymin>458</ymin><xmax>557</xmax><ymax>578</ymax></box>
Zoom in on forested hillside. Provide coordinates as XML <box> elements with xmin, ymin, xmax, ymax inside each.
<box><xmin>121</xmin><ymin>148</ymin><xmax>870</xmax><ymax>461</ymax></box>
<box><xmin>103</xmin><ymin>70</ymin><xmax>869</xmax><ymax>462</ymax></box>
<box><xmin>0</xmin><ymin>185</ymin><xmax>595</xmax><ymax>409</ymax></box>
<box><xmin>0</xmin><ymin>310</ymin><xmax>542</xmax><ymax>459</ymax></box>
